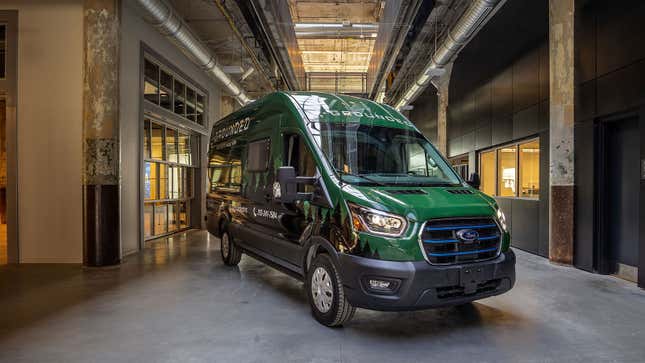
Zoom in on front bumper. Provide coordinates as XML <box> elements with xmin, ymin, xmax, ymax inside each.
<box><xmin>338</xmin><ymin>250</ymin><xmax>516</xmax><ymax>311</ymax></box>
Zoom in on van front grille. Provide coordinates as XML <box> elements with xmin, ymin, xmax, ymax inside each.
<box><xmin>420</xmin><ymin>218</ymin><xmax>501</xmax><ymax>265</ymax></box>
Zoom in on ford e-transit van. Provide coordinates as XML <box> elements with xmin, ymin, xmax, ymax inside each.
<box><xmin>207</xmin><ymin>92</ymin><xmax>515</xmax><ymax>327</ymax></box>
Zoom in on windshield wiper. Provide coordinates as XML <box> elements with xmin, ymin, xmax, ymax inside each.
<box><xmin>337</xmin><ymin>171</ymin><xmax>387</xmax><ymax>186</ymax></box>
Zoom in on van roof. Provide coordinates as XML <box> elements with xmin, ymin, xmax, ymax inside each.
<box><xmin>215</xmin><ymin>91</ymin><xmax>418</xmax><ymax>131</ymax></box>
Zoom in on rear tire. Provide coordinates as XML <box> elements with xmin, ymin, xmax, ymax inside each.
<box><xmin>306</xmin><ymin>253</ymin><xmax>355</xmax><ymax>327</ymax></box>
<box><xmin>220</xmin><ymin>231</ymin><xmax>242</xmax><ymax>266</ymax></box>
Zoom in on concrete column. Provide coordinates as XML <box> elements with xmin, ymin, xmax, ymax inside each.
<box><xmin>433</xmin><ymin>64</ymin><xmax>453</xmax><ymax>156</ymax></box>
<box><xmin>83</xmin><ymin>0</ymin><xmax>121</xmax><ymax>266</ymax></box>
<box><xmin>549</xmin><ymin>0</ymin><xmax>575</xmax><ymax>264</ymax></box>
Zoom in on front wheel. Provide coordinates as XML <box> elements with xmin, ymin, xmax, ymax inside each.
<box><xmin>220</xmin><ymin>231</ymin><xmax>242</xmax><ymax>266</ymax></box>
<box><xmin>306</xmin><ymin>254</ymin><xmax>355</xmax><ymax>327</ymax></box>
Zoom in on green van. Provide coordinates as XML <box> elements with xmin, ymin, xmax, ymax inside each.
<box><xmin>207</xmin><ymin>92</ymin><xmax>515</xmax><ymax>327</ymax></box>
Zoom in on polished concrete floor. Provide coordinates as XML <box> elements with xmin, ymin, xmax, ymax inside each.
<box><xmin>1</xmin><ymin>230</ymin><xmax>644</xmax><ymax>363</ymax></box>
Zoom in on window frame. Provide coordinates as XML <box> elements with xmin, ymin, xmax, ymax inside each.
<box><xmin>143</xmin><ymin>55</ymin><xmax>207</xmax><ymax>126</ymax></box>
<box><xmin>478</xmin><ymin>137</ymin><xmax>540</xmax><ymax>200</ymax></box>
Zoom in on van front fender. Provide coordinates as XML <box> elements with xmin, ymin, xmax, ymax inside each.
<box><xmin>302</xmin><ymin>236</ymin><xmax>340</xmax><ymax>275</ymax></box>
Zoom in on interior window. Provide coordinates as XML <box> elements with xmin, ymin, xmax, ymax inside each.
<box><xmin>247</xmin><ymin>139</ymin><xmax>270</xmax><ymax>172</ymax></box>
<box><xmin>480</xmin><ymin>150</ymin><xmax>496</xmax><ymax>196</ymax></box>
<box><xmin>519</xmin><ymin>140</ymin><xmax>540</xmax><ymax>198</ymax></box>
<box><xmin>144</xmin><ymin>59</ymin><xmax>159</xmax><ymax>104</ymax></box>
<box><xmin>159</xmin><ymin>69</ymin><xmax>173</xmax><ymax>110</ymax></box>
<box><xmin>498</xmin><ymin>146</ymin><xmax>517</xmax><ymax>197</ymax></box>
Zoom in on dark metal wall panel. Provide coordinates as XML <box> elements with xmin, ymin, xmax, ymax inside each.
<box><xmin>491</xmin><ymin>67</ymin><xmax>514</xmax><ymax>120</ymax></box>
<box><xmin>538</xmin><ymin>99</ymin><xmax>550</xmax><ymax>131</ymax></box>
<box><xmin>640</xmin><ymin>108</ymin><xmax>645</xmax><ymax>288</ymax></box>
<box><xmin>513</xmin><ymin>47</ymin><xmax>541</xmax><ymax>112</ymax></box>
<box><xmin>510</xmin><ymin>199</ymin><xmax>540</xmax><ymax>254</ymax></box>
<box><xmin>573</xmin><ymin>122</ymin><xmax>596</xmax><ymax>271</ymax></box>
<box><xmin>576</xmin><ymin>1</ymin><xmax>597</xmax><ymax>84</ymax></box>
<box><xmin>491</xmin><ymin>116</ymin><xmax>513</xmax><ymax>146</ymax></box>
<box><xmin>475</xmin><ymin>124</ymin><xmax>492</xmax><ymax>150</ymax></box>
<box><xmin>596</xmin><ymin>59</ymin><xmax>645</xmax><ymax>117</ymax></box>
<box><xmin>595</xmin><ymin>0</ymin><xmax>645</xmax><ymax>78</ymax></box>
<box><xmin>409</xmin><ymin>85</ymin><xmax>438</xmax><ymax>143</ymax></box>
<box><xmin>513</xmin><ymin>104</ymin><xmax>540</xmax><ymax>140</ymax></box>
<box><xmin>576</xmin><ymin>79</ymin><xmax>596</xmax><ymax>123</ymax></box>
<box><xmin>574</xmin><ymin>0</ymin><xmax>645</xmax><ymax>281</ymax></box>
<box><xmin>538</xmin><ymin>130</ymin><xmax>550</xmax><ymax>257</ymax></box>
<box><xmin>538</xmin><ymin>42</ymin><xmax>550</xmax><ymax>102</ymax></box>
<box><xmin>462</xmin><ymin>131</ymin><xmax>475</xmax><ymax>154</ymax></box>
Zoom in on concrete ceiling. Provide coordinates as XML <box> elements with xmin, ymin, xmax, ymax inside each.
<box><xmin>289</xmin><ymin>0</ymin><xmax>382</xmax><ymax>75</ymax></box>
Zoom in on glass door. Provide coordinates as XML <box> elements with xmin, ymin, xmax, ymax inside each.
<box><xmin>142</xmin><ymin>117</ymin><xmax>196</xmax><ymax>240</ymax></box>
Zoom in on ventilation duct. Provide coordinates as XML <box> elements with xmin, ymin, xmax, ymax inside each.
<box><xmin>395</xmin><ymin>0</ymin><xmax>501</xmax><ymax>110</ymax></box>
<box><xmin>135</xmin><ymin>0</ymin><xmax>251</xmax><ymax>106</ymax></box>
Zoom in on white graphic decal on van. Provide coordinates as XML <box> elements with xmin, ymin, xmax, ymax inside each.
<box><xmin>320</xmin><ymin>110</ymin><xmax>415</xmax><ymax>128</ymax></box>
<box><xmin>213</xmin><ymin>117</ymin><xmax>251</xmax><ymax>142</ymax></box>
<box><xmin>253</xmin><ymin>208</ymin><xmax>280</xmax><ymax>220</ymax></box>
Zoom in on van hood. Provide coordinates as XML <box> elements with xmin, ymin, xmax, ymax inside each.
<box><xmin>342</xmin><ymin>185</ymin><xmax>497</xmax><ymax>222</ymax></box>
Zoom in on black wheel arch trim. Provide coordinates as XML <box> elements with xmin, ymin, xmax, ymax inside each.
<box><xmin>302</xmin><ymin>236</ymin><xmax>340</xmax><ymax>274</ymax></box>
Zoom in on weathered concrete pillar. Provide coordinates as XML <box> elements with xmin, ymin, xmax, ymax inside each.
<box><xmin>433</xmin><ymin>64</ymin><xmax>453</xmax><ymax>156</ymax></box>
<box><xmin>549</xmin><ymin>0</ymin><xmax>575</xmax><ymax>264</ymax></box>
<box><xmin>83</xmin><ymin>0</ymin><xmax>121</xmax><ymax>266</ymax></box>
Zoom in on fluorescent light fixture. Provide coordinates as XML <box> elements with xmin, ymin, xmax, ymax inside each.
<box><xmin>300</xmin><ymin>50</ymin><xmax>372</xmax><ymax>55</ymax></box>
<box><xmin>295</xmin><ymin>23</ymin><xmax>344</xmax><ymax>28</ymax></box>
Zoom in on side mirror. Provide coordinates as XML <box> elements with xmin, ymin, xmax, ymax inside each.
<box><xmin>277</xmin><ymin>166</ymin><xmax>316</xmax><ymax>203</ymax></box>
<box><xmin>467</xmin><ymin>172</ymin><xmax>481</xmax><ymax>189</ymax></box>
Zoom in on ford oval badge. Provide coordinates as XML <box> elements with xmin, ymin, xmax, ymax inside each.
<box><xmin>456</xmin><ymin>229</ymin><xmax>479</xmax><ymax>242</ymax></box>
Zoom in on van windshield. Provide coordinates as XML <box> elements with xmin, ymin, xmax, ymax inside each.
<box><xmin>307</xmin><ymin>123</ymin><xmax>462</xmax><ymax>187</ymax></box>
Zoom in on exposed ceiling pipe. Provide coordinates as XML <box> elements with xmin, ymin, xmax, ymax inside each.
<box><xmin>213</xmin><ymin>0</ymin><xmax>276</xmax><ymax>92</ymax></box>
<box><xmin>240</xmin><ymin>67</ymin><xmax>255</xmax><ymax>81</ymax></box>
<box><xmin>394</xmin><ymin>0</ymin><xmax>501</xmax><ymax>110</ymax></box>
<box><xmin>135</xmin><ymin>0</ymin><xmax>251</xmax><ymax>106</ymax></box>
<box><xmin>369</xmin><ymin>0</ymin><xmax>425</xmax><ymax>99</ymax></box>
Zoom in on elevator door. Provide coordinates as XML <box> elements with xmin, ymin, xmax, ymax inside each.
<box><xmin>606</xmin><ymin>117</ymin><xmax>640</xmax><ymax>271</ymax></box>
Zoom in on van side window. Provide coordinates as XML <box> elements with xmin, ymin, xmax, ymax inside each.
<box><xmin>208</xmin><ymin>142</ymin><xmax>242</xmax><ymax>193</ymax></box>
<box><xmin>247</xmin><ymin>139</ymin><xmax>270</xmax><ymax>172</ymax></box>
<box><xmin>284</xmin><ymin>134</ymin><xmax>316</xmax><ymax>177</ymax></box>
<box><xmin>284</xmin><ymin>134</ymin><xmax>317</xmax><ymax>193</ymax></box>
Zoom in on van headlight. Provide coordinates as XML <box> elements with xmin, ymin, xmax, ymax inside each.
<box><xmin>348</xmin><ymin>202</ymin><xmax>407</xmax><ymax>237</ymax></box>
<box><xmin>496</xmin><ymin>207</ymin><xmax>508</xmax><ymax>232</ymax></box>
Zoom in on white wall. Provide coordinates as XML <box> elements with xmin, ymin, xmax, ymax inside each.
<box><xmin>120</xmin><ymin>1</ymin><xmax>222</xmax><ymax>256</ymax></box>
<box><xmin>0</xmin><ymin>0</ymin><xmax>84</xmax><ymax>263</ymax></box>
<box><xmin>0</xmin><ymin>0</ymin><xmax>223</xmax><ymax>263</ymax></box>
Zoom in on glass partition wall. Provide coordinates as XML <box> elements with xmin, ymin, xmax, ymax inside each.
<box><xmin>143</xmin><ymin>118</ymin><xmax>195</xmax><ymax>239</ymax></box>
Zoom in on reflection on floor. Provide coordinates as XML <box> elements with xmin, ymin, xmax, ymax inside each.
<box><xmin>1</xmin><ymin>230</ymin><xmax>645</xmax><ymax>362</ymax></box>
<box><xmin>0</xmin><ymin>224</ymin><xmax>6</xmax><ymax>264</ymax></box>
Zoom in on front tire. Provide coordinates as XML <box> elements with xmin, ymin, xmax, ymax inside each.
<box><xmin>220</xmin><ymin>231</ymin><xmax>242</xmax><ymax>266</ymax></box>
<box><xmin>306</xmin><ymin>254</ymin><xmax>355</xmax><ymax>327</ymax></box>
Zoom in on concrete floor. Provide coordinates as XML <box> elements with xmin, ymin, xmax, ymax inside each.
<box><xmin>1</xmin><ymin>230</ymin><xmax>644</xmax><ymax>363</ymax></box>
